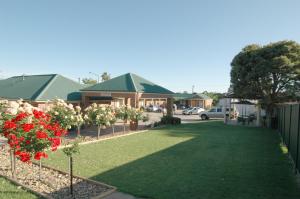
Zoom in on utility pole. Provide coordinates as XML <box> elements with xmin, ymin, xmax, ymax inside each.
<box><xmin>192</xmin><ymin>85</ymin><xmax>195</xmax><ymax>93</ymax></box>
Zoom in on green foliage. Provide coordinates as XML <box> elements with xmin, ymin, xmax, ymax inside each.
<box><xmin>84</xmin><ymin>104</ymin><xmax>116</xmax><ymax>127</ymax></box>
<box><xmin>230</xmin><ymin>40</ymin><xmax>300</xmax><ymax>111</ymax></box>
<box><xmin>62</xmin><ymin>140</ymin><xmax>80</xmax><ymax>157</ymax></box>
<box><xmin>128</xmin><ymin>108</ymin><xmax>144</xmax><ymax>122</ymax></box>
<box><xmin>115</xmin><ymin>105</ymin><xmax>130</xmax><ymax>122</ymax></box>
<box><xmin>101</xmin><ymin>72</ymin><xmax>111</xmax><ymax>82</ymax></box>
<box><xmin>82</xmin><ymin>78</ymin><xmax>97</xmax><ymax>84</ymax></box>
<box><xmin>160</xmin><ymin>116</ymin><xmax>181</xmax><ymax>125</ymax></box>
<box><xmin>202</xmin><ymin>91</ymin><xmax>223</xmax><ymax>106</ymax></box>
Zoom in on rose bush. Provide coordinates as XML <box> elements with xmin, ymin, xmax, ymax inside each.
<box><xmin>84</xmin><ymin>103</ymin><xmax>117</xmax><ymax>139</ymax></box>
<box><xmin>0</xmin><ymin>100</ymin><xmax>66</xmax><ymax>163</ymax></box>
<box><xmin>46</xmin><ymin>99</ymin><xmax>77</xmax><ymax>130</ymax></box>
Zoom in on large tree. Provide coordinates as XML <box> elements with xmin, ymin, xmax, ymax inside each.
<box><xmin>230</xmin><ymin>40</ymin><xmax>300</xmax><ymax>121</ymax></box>
<box><xmin>101</xmin><ymin>72</ymin><xmax>111</xmax><ymax>82</ymax></box>
<box><xmin>202</xmin><ymin>91</ymin><xmax>223</xmax><ymax>106</ymax></box>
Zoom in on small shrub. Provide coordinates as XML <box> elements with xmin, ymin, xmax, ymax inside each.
<box><xmin>160</xmin><ymin>116</ymin><xmax>181</xmax><ymax>125</ymax></box>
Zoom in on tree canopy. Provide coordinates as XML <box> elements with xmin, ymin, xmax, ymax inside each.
<box><xmin>82</xmin><ymin>78</ymin><xmax>97</xmax><ymax>85</ymax></box>
<box><xmin>230</xmin><ymin>40</ymin><xmax>300</xmax><ymax>111</ymax></box>
<box><xmin>202</xmin><ymin>91</ymin><xmax>223</xmax><ymax>106</ymax></box>
<box><xmin>101</xmin><ymin>72</ymin><xmax>111</xmax><ymax>82</ymax></box>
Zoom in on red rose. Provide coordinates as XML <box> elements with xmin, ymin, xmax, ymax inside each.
<box><xmin>9</xmin><ymin>134</ymin><xmax>17</xmax><ymax>141</ymax></box>
<box><xmin>36</xmin><ymin>131</ymin><xmax>48</xmax><ymax>139</ymax></box>
<box><xmin>14</xmin><ymin>150</ymin><xmax>21</xmax><ymax>156</ymax></box>
<box><xmin>15</xmin><ymin>112</ymin><xmax>28</xmax><ymax>121</ymax></box>
<box><xmin>50</xmin><ymin>138</ymin><xmax>61</xmax><ymax>151</ymax></box>
<box><xmin>3</xmin><ymin>131</ymin><xmax>9</xmax><ymax>137</ymax></box>
<box><xmin>25</xmin><ymin>140</ymin><xmax>31</xmax><ymax>145</ymax></box>
<box><xmin>34</xmin><ymin>151</ymin><xmax>48</xmax><ymax>160</ymax></box>
<box><xmin>18</xmin><ymin>151</ymin><xmax>31</xmax><ymax>162</ymax></box>
<box><xmin>19</xmin><ymin>136</ymin><xmax>25</xmax><ymax>142</ymax></box>
<box><xmin>22</xmin><ymin>123</ymin><xmax>35</xmax><ymax>132</ymax></box>
<box><xmin>33</xmin><ymin>110</ymin><xmax>45</xmax><ymax>119</ymax></box>
<box><xmin>4</xmin><ymin>120</ymin><xmax>16</xmax><ymax>130</ymax></box>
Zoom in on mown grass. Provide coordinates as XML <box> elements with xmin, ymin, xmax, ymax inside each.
<box><xmin>0</xmin><ymin>177</ymin><xmax>40</xmax><ymax>199</ymax></box>
<box><xmin>44</xmin><ymin>121</ymin><xmax>300</xmax><ymax>199</ymax></box>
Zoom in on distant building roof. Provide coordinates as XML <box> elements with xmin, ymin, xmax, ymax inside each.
<box><xmin>82</xmin><ymin>73</ymin><xmax>174</xmax><ymax>94</ymax></box>
<box><xmin>174</xmin><ymin>93</ymin><xmax>212</xmax><ymax>101</ymax></box>
<box><xmin>0</xmin><ymin>74</ymin><xmax>85</xmax><ymax>101</ymax></box>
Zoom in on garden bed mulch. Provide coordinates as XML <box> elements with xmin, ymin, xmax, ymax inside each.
<box><xmin>0</xmin><ymin>146</ymin><xmax>116</xmax><ymax>199</ymax></box>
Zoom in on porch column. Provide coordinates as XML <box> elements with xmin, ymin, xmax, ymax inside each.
<box><xmin>82</xmin><ymin>94</ymin><xmax>90</xmax><ymax>108</ymax></box>
<box><xmin>167</xmin><ymin>97</ymin><xmax>173</xmax><ymax>116</ymax></box>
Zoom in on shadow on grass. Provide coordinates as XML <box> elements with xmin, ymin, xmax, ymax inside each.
<box><xmin>88</xmin><ymin>121</ymin><xmax>300</xmax><ymax>199</ymax></box>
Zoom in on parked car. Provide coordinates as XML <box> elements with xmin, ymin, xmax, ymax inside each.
<box><xmin>199</xmin><ymin>107</ymin><xmax>233</xmax><ymax>120</ymax></box>
<box><xmin>146</xmin><ymin>105</ymin><xmax>166</xmax><ymax>113</ymax></box>
<box><xmin>183</xmin><ymin>107</ymin><xmax>205</xmax><ymax>115</ymax></box>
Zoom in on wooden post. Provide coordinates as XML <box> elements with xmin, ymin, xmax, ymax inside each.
<box><xmin>39</xmin><ymin>159</ymin><xmax>42</xmax><ymax>181</ymax></box>
<box><xmin>70</xmin><ymin>156</ymin><xmax>73</xmax><ymax>196</ymax></box>
<box><xmin>77</xmin><ymin>126</ymin><xmax>80</xmax><ymax>136</ymax></box>
<box><xmin>288</xmin><ymin>105</ymin><xmax>293</xmax><ymax>149</ymax></box>
<box><xmin>97</xmin><ymin>125</ymin><xmax>101</xmax><ymax>139</ymax></box>
<box><xmin>10</xmin><ymin>149</ymin><xmax>16</xmax><ymax>179</ymax></box>
<box><xmin>295</xmin><ymin>104</ymin><xmax>300</xmax><ymax>173</ymax></box>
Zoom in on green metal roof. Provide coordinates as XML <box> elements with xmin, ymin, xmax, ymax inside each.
<box><xmin>82</xmin><ymin>73</ymin><xmax>174</xmax><ymax>94</ymax></box>
<box><xmin>0</xmin><ymin>74</ymin><xmax>84</xmax><ymax>101</ymax></box>
<box><xmin>173</xmin><ymin>93</ymin><xmax>211</xmax><ymax>101</ymax></box>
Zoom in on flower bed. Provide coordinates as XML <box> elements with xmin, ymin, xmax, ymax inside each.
<box><xmin>0</xmin><ymin>146</ymin><xmax>116</xmax><ymax>199</ymax></box>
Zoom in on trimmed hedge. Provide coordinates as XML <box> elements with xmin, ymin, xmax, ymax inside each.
<box><xmin>160</xmin><ymin>116</ymin><xmax>181</xmax><ymax>125</ymax></box>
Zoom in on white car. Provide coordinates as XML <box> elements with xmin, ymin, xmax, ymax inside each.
<box><xmin>183</xmin><ymin>107</ymin><xmax>205</xmax><ymax>115</ymax></box>
<box><xmin>199</xmin><ymin>107</ymin><xmax>225</xmax><ymax>120</ymax></box>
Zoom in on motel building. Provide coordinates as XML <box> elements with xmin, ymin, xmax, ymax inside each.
<box><xmin>81</xmin><ymin>73</ymin><xmax>174</xmax><ymax>110</ymax></box>
<box><xmin>0</xmin><ymin>73</ymin><xmax>175</xmax><ymax>113</ymax></box>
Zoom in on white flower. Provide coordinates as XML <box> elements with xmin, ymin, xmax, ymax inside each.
<box><xmin>54</xmin><ymin>111</ymin><xmax>59</xmax><ymax>115</ymax></box>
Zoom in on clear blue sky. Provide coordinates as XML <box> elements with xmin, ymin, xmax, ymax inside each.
<box><xmin>0</xmin><ymin>0</ymin><xmax>299</xmax><ymax>93</ymax></box>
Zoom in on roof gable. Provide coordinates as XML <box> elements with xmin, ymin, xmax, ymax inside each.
<box><xmin>36</xmin><ymin>75</ymin><xmax>85</xmax><ymax>101</ymax></box>
<box><xmin>0</xmin><ymin>74</ymin><xmax>84</xmax><ymax>101</ymax></box>
<box><xmin>82</xmin><ymin>73</ymin><xmax>174</xmax><ymax>94</ymax></box>
<box><xmin>130</xmin><ymin>73</ymin><xmax>173</xmax><ymax>94</ymax></box>
<box><xmin>0</xmin><ymin>74</ymin><xmax>55</xmax><ymax>100</ymax></box>
<box><xmin>81</xmin><ymin>73</ymin><xmax>136</xmax><ymax>92</ymax></box>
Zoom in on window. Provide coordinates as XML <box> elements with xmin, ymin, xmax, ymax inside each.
<box><xmin>209</xmin><ymin>109</ymin><xmax>216</xmax><ymax>112</ymax></box>
<box><xmin>217</xmin><ymin>108</ymin><xmax>222</xmax><ymax>112</ymax></box>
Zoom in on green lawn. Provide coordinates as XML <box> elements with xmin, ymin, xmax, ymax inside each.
<box><xmin>44</xmin><ymin>121</ymin><xmax>300</xmax><ymax>199</ymax></box>
<box><xmin>0</xmin><ymin>177</ymin><xmax>40</xmax><ymax>199</ymax></box>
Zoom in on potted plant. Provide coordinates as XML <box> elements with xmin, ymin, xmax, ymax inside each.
<box><xmin>128</xmin><ymin>108</ymin><xmax>144</xmax><ymax>131</ymax></box>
